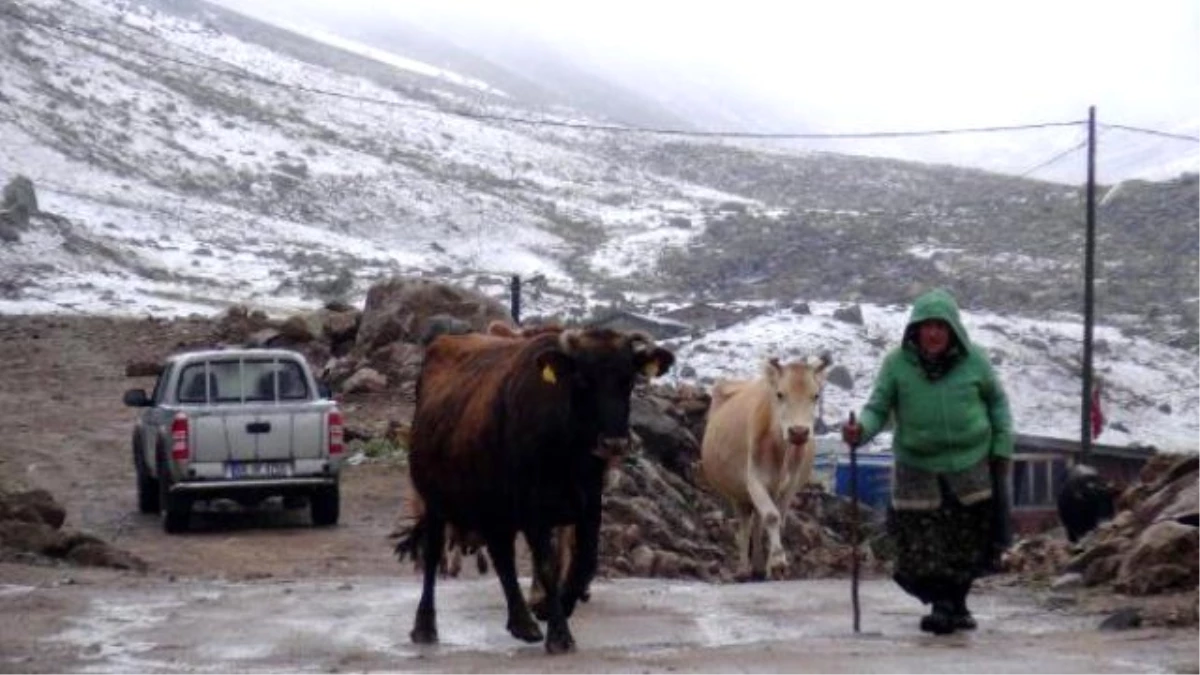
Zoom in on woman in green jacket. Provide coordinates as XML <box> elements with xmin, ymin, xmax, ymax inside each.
<box><xmin>843</xmin><ymin>288</ymin><xmax>1013</xmax><ymax>635</ymax></box>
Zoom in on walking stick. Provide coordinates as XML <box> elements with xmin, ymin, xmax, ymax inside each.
<box><xmin>846</xmin><ymin>412</ymin><xmax>861</xmax><ymax>634</ymax></box>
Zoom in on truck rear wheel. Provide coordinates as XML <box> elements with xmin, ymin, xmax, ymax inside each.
<box><xmin>136</xmin><ymin>465</ymin><xmax>160</xmax><ymax>514</ymax></box>
<box><xmin>158</xmin><ymin>456</ymin><xmax>191</xmax><ymax>534</ymax></box>
<box><xmin>310</xmin><ymin>484</ymin><xmax>339</xmax><ymax>527</ymax></box>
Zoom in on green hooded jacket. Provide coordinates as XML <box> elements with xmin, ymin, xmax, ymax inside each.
<box><xmin>857</xmin><ymin>289</ymin><xmax>1014</xmax><ymax>473</ymax></box>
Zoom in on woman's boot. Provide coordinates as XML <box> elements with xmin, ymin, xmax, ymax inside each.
<box><xmin>950</xmin><ymin>594</ymin><xmax>977</xmax><ymax>630</ymax></box>
<box><xmin>919</xmin><ymin>600</ymin><xmax>957</xmax><ymax>635</ymax></box>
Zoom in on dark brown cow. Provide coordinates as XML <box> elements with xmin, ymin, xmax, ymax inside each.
<box><xmin>396</xmin><ymin>327</ymin><xmax>674</xmax><ymax>653</ymax></box>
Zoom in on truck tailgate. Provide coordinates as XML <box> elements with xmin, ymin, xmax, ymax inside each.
<box><xmin>189</xmin><ymin>404</ymin><xmax>332</xmax><ymax>463</ymax></box>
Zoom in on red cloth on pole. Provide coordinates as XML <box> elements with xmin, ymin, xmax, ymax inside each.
<box><xmin>1090</xmin><ymin>385</ymin><xmax>1105</xmax><ymax>440</ymax></box>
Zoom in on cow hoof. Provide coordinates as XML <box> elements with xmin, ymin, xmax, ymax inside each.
<box><xmin>530</xmin><ymin>599</ymin><xmax>550</xmax><ymax>622</ymax></box>
<box><xmin>742</xmin><ymin>569</ymin><xmax>768</xmax><ymax>582</ymax></box>
<box><xmin>410</xmin><ymin>626</ymin><xmax>438</xmax><ymax>644</ymax></box>
<box><xmin>545</xmin><ymin>629</ymin><xmax>576</xmax><ymax>654</ymax></box>
<box><xmin>508</xmin><ymin>616</ymin><xmax>544</xmax><ymax>643</ymax></box>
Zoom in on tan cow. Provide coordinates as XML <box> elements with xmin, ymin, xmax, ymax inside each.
<box><xmin>700</xmin><ymin>355</ymin><xmax>830</xmax><ymax>580</ymax></box>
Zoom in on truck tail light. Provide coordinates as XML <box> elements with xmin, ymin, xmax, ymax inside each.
<box><xmin>171</xmin><ymin>413</ymin><xmax>190</xmax><ymax>461</ymax></box>
<box><xmin>328</xmin><ymin>410</ymin><xmax>344</xmax><ymax>455</ymax></box>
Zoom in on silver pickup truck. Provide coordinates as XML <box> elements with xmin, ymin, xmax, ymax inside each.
<box><xmin>123</xmin><ymin>348</ymin><xmax>345</xmax><ymax>533</ymax></box>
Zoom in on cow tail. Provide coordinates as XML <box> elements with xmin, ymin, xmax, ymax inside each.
<box><xmin>393</xmin><ymin>517</ymin><xmax>427</xmax><ymax>564</ymax></box>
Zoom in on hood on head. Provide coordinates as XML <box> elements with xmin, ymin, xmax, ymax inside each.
<box><xmin>904</xmin><ymin>288</ymin><xmax>970</xmax><ymax>347</ymax></box>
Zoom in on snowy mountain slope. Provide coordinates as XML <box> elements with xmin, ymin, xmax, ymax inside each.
<box><xmin>0</xmin><ymin>0</ymin><xmax>751</xmax><ymax>314</ymax></box>
<box><xmin>0</xmin><ymin>0</ymin><xmax>1195</xmax><ymax>450</ymax></box>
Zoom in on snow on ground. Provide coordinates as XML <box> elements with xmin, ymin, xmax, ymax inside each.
<box><xmin>660</xmin><ymin>301</ymin><xmax>1199</xmax><ymax>452</ymax></box>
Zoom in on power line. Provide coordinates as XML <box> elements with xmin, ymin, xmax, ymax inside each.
<box><xmin>1099</xmin><ymin>123</ymin><xmax>1199</xmax><ymax>143</ymax></box>
<box><xmin>15</xmin><ymin>12</ymin><xmax>1089</xmax><ymax>141</ymax></box>
<box><xmin>1018</xmin><ymin>140</ymin><xmax>1089</xmax><ymax>178</ymax></box>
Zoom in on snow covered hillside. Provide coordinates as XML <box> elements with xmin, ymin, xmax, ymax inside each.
<box><xmin>0</xmin><ymin>0</ymin><xmax>1195</xmax><ymax>450</ymax></box>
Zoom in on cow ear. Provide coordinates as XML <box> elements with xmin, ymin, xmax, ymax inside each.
<box><xmin>812</xmin><ymin>352</ymin><xmax>832</xmax><ymax>374</ymax></box>
<box><xmin>638</xmin><ymin>347</ymin><xmax>675</xmax><ymax>379</ymax></box>
<box><xmin>536</xmin><ymin>350</ymin><xmax>573</xmax><ymax>385</ymax></box>
<box><xmin>763</xmin><ymin>357</ymin><xmax>783</xmax><ymax>385</ymax></box>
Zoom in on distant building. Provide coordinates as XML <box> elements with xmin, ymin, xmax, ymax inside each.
<box><xmin>1007</xmin><ymin>433</ymin><xmax>1156</xmax><ymax>534</ymax></box>
<box><xmin>587</xmin><ymin>309</ymin><xmax>691</xmax><ymax>341</ymax></box>
<box><xmin>657</xmin><ymin>302</ymin><xmax>746</xmax><ymax>333</ymax></box>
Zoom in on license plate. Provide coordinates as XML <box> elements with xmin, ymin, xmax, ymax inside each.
<box><xmin>226</xmin><ymin>462</ymin><xmax>293</xmax><ymax>479</ymax></box>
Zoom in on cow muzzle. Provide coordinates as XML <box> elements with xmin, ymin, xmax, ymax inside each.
<box><xmin>786</xmin><ymin>426</ymin><xmax>810</xmax><ymax>446</ymax></box>
<box><xmin>594</xmin><ymin>436</ymin><xmax>631</xmax><ymax>460</ymax></box>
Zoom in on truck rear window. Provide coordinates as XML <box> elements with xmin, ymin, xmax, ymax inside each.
<box><xmin>177</xmin><ymin>359</ymin><xmax>309</xmax><ymax>403</ymax></box>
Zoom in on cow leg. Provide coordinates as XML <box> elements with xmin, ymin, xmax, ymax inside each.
<box><xmin>410</xmin><ymin>513</ymin><xmax>445</xmax><ymax>644</ymax></box>
<box><xmin>561</xmin><ymin>477</ymin><xmax>601</xmax><ymax>618</ymax></box>
<box><xmin>749</xmin><ymin>512</ymin><xmax>769</xmax><ymax>580</ymax></box>
<box><xmin>745</xmin><ymin>473</ymin><xmax>789</xmax><ymax>578</ymax></box>
<box><xmin>733</xmin><ymin>502</ymin><xmax>756</xmax><ymax>581</ymax></box>
<box><xmin>486</xmin><ymin>532</ymin><xmax>542</xmax><ymax>644</ymax></box>
<box><xmin>526</xmin><ymin>527</ymin><xmax>576</xmax><ymax>654</ymax></box>
<box><xmin>528</xmin><ymin>527</ymin><xmax>562</xmax><ymax>621</ymax></box>
<box><xmin>530</xmin><ymin>525</ymin><xmax>585</xmax><ymax>620</ymax></box>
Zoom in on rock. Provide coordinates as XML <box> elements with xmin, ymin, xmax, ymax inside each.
<box><xmin>0</xmin><ymin>520</ymin><xmax>69</xmax><ymax>555</ymax></box>
<box><xmin>630</xmin><ymin>545</ymin><xmax>656</xmax><ymax>576</ymax></box>
<box><xmin>832</xmin><ymin>304</ymin><xmax>864</xmax><ymax>326</ymax></box>
<box><xmin>1098</xmin><ymin>607</ymin><xmax>1142</xmax><ymax>631</ymax></box>
<box><xmin>124</xmin><ymin>360</ymin><xmax>163</xmax><ymax>377</ymax></box>
<box><xmin>0</xmin><ymin>221</ymin><xmax>20</xmax><ymax>243</ymax></box>
<box><xmin>825</xmin><ymin>365</ymin><xmax>854</xmax><ymax>391</ymax></box>
<box><xmin>212</xmin><ymin>305</ymin><xmax>273</xmax><ymax>344</ymax></box>
<box><xmin>418</xmin><ymin>313</ymin><xmax>473</xmax><ymax>346</ymax></box>
<box><xmin>0</xmin><ymin>489</ymin><xmax>67</xmax><ymax>529</ymax></box>
<box><xmin>1083</xmin><ymin>554</ymin><xmax>1123</xmax><ymax>587</ymax></box>
<box><xmin>355</xmin><ymin>278</ymin><xmax>511</xmax><ymax>353</ymax></box>
<box><xmin>323</xmin><ymin>310</ymin><xmax>360</xmax><ymax>344</ymax></box>
<box><xmin>630</xmin><ymin>397</ymin><xmax>698</xmax><ymax>476</ymax></box>
<box><xmin>341</xmin><ymin>367</ymin><xmax>387</xmax><ymax>394</ymax></box>
<box><xmin>278</xmin><ymin>315</ymin><xmax>314</xmax><ymax>343</ymax></box>
<box><xmin>654</xmin><ymin>550</ymin><xmax>681</xmax><ymax>578</ymax></box>
<box><xmin>65</xmin><ymin>542</ymin><xmax>148</xmax><ymax>572</ymax></box>
<box><xmin>1115</xmin><ymin>521</ymin><xmax>1199</xmax><ymax>595</ymax></box>
<box><xmin>1050</xmin><ymin>572</ymin><xmax>1084</xmax><ymax>590</ymax></box>
<box><xmin>1</xmin><ymin>174</ymin><xmax>38</xmax><ymax>229</ymax></box>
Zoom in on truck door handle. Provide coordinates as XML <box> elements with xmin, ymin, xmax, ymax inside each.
<box><xmin>246</xmin><ymin>422</ymin><xmax>271</xmax><ymax>434</ymax></box>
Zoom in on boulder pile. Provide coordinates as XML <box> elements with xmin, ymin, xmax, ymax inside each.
<box><xmin>0</xmin><ymin>489</ymin><xmax>146</xmax><ymax>571</ymax></box>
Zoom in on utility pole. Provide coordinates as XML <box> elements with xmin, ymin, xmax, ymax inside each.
<box><xmin>510</xmin><ymin>275</ymin><xmax>521</xmax><ymax>326</ymax></box>
<box><xmin>1081</xmin><ymin>105</ymin><xmax>1097</xmax><ymax>462</ymax></box>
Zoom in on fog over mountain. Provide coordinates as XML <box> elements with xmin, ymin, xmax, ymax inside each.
<box><xmin>207</xmin><ymin>0</ymin><xmax>1200</xmax><ymax>183</ymax></box>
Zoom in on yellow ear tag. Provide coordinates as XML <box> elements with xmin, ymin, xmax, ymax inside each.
<box><xmin>642</xmin><ymin>361</ymin><xmax>659</xmax><ymax>378</ymax></box>
<box><xmin>542</xmin><ymin>364</ymin><xmax>557</xmax><ymax>384</ymax></box>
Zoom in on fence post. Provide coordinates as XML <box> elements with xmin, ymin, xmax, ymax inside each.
<box><xmin>510</xmin><ymin>275</ymin><xmax>521</xmax><ymax>326</ymax></box>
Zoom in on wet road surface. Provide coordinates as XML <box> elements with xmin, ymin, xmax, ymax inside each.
<box><xmin>6</xmin><ymin>576</ymin><xmax>1197</xmax><ymax>673</ymax></box>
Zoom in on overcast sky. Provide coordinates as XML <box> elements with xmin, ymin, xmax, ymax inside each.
<box><xmin>212</xmin><ymin>1</ymin><xmax>1197</xmax><ymax>121</ymax></box>
<box><xmin>211</xmin><ymin>0</ymin><xmax>1199</xmax><ymax>179</ymax></box>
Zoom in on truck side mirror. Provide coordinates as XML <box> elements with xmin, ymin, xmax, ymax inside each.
<box><xmin>123</xmin><ymin>388</ymin><xmax>151</xmax><ymax>407</ymax></box>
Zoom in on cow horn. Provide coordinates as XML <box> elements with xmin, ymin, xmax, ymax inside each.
<box><xmin>627</xmin><ymin>330</ymin><xmax>655</xmax><ymax>353</ymax></box>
